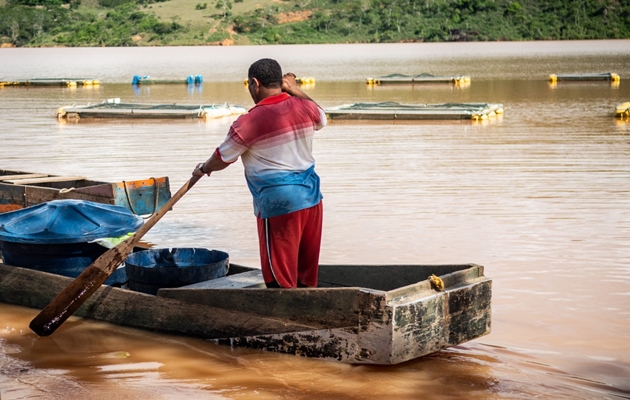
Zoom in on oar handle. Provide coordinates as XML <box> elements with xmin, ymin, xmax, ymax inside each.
<box><xmin>132</xmin><ymin>175</ymin><xmax>200</xmax><ymax>242</ymax></box>
<box><xmin>29</xmin><ymin>175</ymin><xmax>202</xmax><ymax>337</ymax></box>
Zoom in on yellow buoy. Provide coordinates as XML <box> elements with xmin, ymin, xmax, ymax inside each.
<box><xmin>614</xmin><ymin>102</ymin><xmax>630</xmax><ymax>118</ymax></box>
<box><xmin>296</xmin><ymin>77</ymin><xmax>315</xmax><ymax>85</ymax></box>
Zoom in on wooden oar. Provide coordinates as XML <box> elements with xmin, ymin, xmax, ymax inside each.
<box><xmin>29</xmin><ymin>175</ymin><xmax>202</xmax><ymax>336</ymax></box>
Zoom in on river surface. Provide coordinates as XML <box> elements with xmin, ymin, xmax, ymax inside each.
<box><xmin>0</xmin><ymin>40</ymin><xmax>629</xmax><ymax>399</ymax></box>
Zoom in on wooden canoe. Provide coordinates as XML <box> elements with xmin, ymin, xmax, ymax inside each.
<box><xmin>0</xmin><ymin>169</ymin><xmax>171</xmax><ymax>216</ymax></box>
<box><xmin>0</xmin><ymin>260</ymin><xmax>491</xmax><ymax>364</ymax></box>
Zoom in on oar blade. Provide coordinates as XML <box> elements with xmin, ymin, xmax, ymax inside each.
<box><xmin>29</xmin><ymin>240</ymin><xmax>134</xmax><ymax>336</ymax></box>
<box><xmin>29</xmin><ymin>175</ymin><xmax>201</xmax><ymax>336</ymax></box>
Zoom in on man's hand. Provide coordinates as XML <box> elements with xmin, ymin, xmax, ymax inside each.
<box><xmin>282</xmin><ymin>72</ymin><xmax>319</xmax><ymax>105</ymax></box>
<box><xmin>193</xmin><ymin>162</ymin><xmax>209</xmax><ymax>177</ymax></box>
<box><xmin>282</xmin><ymin>72</ymin><xmax>300</xmax><ymax>96</ymax></box>
<box><xmin>192</xmin><ymin>152</ymin><xmax>231</xmax><ymax>177</ymax></box>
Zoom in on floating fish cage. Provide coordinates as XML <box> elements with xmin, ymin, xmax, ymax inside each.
<box><xmin>548</xmin><ymin>73</ymin><xmax>620</xmax><ymax>84</ymax></box>
<box><xmin>132</xmin><ymin>75</ymin><xmax>203</xmax><ymax>85</ymax></box>
<box><xmin>55</xmin><ymin>99</ymin><xmax>247</xmax><ymax>120</ymax></box>
<box><xmin>325</xmin><ymin>102</ymin><xmax>503</xmax><ymax>121</ymax></box>
<box><xmin>0</xmin><ymin>78</ymin><xmax>100</xmax><ymax>88</ymax></box>
<box><xmin>366</xmin><ymin>73</ymin><xmax>471</xmax><ymax>85</ymax></box>
<box><xmin>614</xmin><ymin>102</ymin><xmax>630</xmax><ymax>119</ymax></box>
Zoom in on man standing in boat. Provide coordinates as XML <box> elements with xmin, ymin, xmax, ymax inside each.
<box><xmin>192</xmin><ymin>58</ymin><xmax>327</xmax><ymax>288</ymax></box>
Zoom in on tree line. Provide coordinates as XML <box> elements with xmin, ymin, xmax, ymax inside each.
<box><xmin>1</xmin><ymin>0</ymin><xmax>629</xmax><ymax>47</ymax></box>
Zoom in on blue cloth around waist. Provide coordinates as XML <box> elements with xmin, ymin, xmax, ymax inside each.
<box><xmin>246</xmin><ymin>165</ymin><xmax>322</xmax><ymax>219</ymax></box>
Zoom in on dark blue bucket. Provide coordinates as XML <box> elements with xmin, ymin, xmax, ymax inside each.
<box><xmin>125</xmin><ymin>248</ymin><xmax>229</xmax><ymax>295</ymax></box>
<box><xmin>0</xmin><ymin>241</ymin><xmax>127</xmax><ymax>286</ymax></box>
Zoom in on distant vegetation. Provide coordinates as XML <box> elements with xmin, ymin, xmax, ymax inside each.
<box><xmin>1</xmin><ymin>0</ymin><xmax>629</xmax><ymax>47</ymax></box>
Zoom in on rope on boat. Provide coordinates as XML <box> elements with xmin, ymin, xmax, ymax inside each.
<box><xmin>429</xmin><ymin>274</ymin><xmax>445</xmax><ymax>291</ymax></box>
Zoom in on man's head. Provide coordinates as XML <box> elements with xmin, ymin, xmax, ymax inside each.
<box><xmin>248</xmin><ymin>58</ymin><xmax>282</xmax><ymax>89</ymax></box>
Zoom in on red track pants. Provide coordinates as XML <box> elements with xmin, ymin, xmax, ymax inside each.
<box><xmin>257</xmin><ymin>201</ymin><xmax>323</xmax><ymax>288</ymax></box>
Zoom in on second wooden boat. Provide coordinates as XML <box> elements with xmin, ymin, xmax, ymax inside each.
<box><xmin>0</xmin><ymin>169</ymin><xmax>171</xmax><ymax>216</ymax></box>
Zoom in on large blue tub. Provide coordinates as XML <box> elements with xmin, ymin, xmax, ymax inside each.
<box><xmin>0</xmin><ymin>199</ymin><xmax>144</xmax><ymax>286</ymax></box>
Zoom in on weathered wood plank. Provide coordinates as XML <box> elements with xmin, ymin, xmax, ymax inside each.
<box><xmin>24</xmin><ymin>186</ymin><xmax>116</xmax><ymax>207</ymax></box>
<box><xmin>173</xmin><ymin>269</ymin><xmax>265</xmax><ymax>289</ymax></box>
<box><xmin>72</xmin><ymin>182</ymin><xmax>115</xmax><ymax>197</ymax></box>
<box><xmin>386</xmin><ymin>264</ymin><xmax>483</xmax><ymax>302</ymax></box>
<box><xmin>0</xmin><ymin>263</ymin><xmax>319</xmax><ymax>337</ymax></box>
<box><xmin>223</xmin><ymin>289</ymin><xmax>392</xmax><ymax>364</ymax></box>
<box><xmin>0</xmin><ymin>183</ymin><xmax>26</xmax><ymax>212</ymax></box>
<box><xmin>159</xmin><ymin>286</ymin><xmax>363</xmax><ymax>329</ymax></box>
<box><xmin>3</xmin><ymin>176</ymin><xmax>87</xmax><ymax>185</ymax></box>
<box><xmin>389</xmin><ymin>279</ymin><xmax>492</xmax><ymax>363</ymax></box>
<box><xmin>0</xmin><ymin>174</ymin><xmax>48</xmax><ymax>181</ymax></box>
<box><xmin>318</xmin><ymin>264</ymin><xmax>471</xmax><ymax>291</ymax></box>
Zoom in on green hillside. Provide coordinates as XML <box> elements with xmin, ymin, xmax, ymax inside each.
<box><xmin>1</xmin><ymin>0</ymin><xmax>629</xmax><ymax>47</ymax></box>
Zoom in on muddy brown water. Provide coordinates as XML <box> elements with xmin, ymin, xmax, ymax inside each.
<box><xmin>0</xmin><ymin>40</ymin><xmax>629</xmax><ymax>399</ymax></box>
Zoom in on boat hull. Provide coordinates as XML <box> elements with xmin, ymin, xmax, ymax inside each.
<box><xmin>0</xmin><ymin>261</ymin><xmax>491</xmax><ymax>364</ymax></box>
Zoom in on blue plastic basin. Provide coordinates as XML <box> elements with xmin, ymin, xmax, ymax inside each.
<box><xmin>125</xmin><ymin>248</ymin><xmax>229</xmax><ymax>295</ymax></box>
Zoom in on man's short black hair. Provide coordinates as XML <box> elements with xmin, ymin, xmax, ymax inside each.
<box><xmin>248</xmin><ymin>58</ymin><xmax>282</xmax><ymax>88</ymax></box>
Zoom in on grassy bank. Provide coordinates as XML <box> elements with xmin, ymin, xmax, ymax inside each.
<box><xmin>1</xmin><ymin>0</ymin><xmax>629</xmax><ymax>47</ymax></box>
